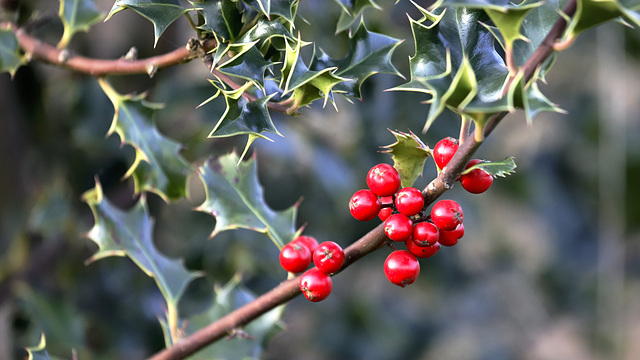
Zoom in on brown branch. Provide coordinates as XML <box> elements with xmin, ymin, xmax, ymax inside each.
<box><xmin>3</xmin><ymin>22</ymin><xmax>217</xmax><ymax>77</ymax></box>
<box><xmin>145</xmin><ymin>1</ymin><xmax>578</xmax><ymax>359</ymax></box>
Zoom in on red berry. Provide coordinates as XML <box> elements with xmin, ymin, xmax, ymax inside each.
<box><xmin>313</xmin><ymin>241</ymin><xmax>345</xmax><ymax>274</ymax></box>
<box><xmin>384</xmin><ymin>214</ymin><xmax>413</xmax><ymax>242</ymax></box>
<box><xmin>292</xmin><ymin>235</ymin><xmax>319</xmax><ymax>253</ymax></box>
<box><xmin>412</xmin><ymin>221</ymin><xmax>440</xmax><ymax>246</ymax></box>
<box><xmin>384</xmin><ymin>250</ymin><xmax>420</xmax><ymax>287</ymax></box>
<box><xmin>433</xmin><ymin>137</ymin><xmax>459</xmax><ymax>169</ymax></box>
<box><xmin>405</xmin><ymin>238</ymin><xmax>441</xmax><ymax>258</ymax></box>
<box><xmin>349</xmin><ymin>189</ymin><xmax>381</xmax><ymax>221</ymax></box>
<box><xmin>299</xmin><ymin>268</ymin><xmax>333</xmax><ymax>302</ymax></box>
<box><xmin>366</xmin><ymin>163</ymin><xmax>401</xmax><ymax>197</ymax></box>
<box><xmin>378</xmin><ymin>196</ymin><xmax>394</xmax><ymax>221</ymax></box>
<box><xmin>279</xmin><ymin>242</ymin><xmax>311</xmax><ymax>273</ymax></box>
<box><xmin>430</xmin><ymin>199</ymin><xmax>463</xmax><ymax>231</ymax></box>
<box><xmin>438</xmin><ymin>223</ymin><xmax>464</xmax><ymax>247</ymax></box>
<box><xmin>460</xmin><ymin>159</ymin><xmax>493</xmax><ymax>194</ymax></box>
<box><xmin>395</xmin><ymin>187</ymin><xmax>425</xmax><ymax>216</ymax></box>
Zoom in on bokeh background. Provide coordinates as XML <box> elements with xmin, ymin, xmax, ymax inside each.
<box><xmin>1</xmin><ymin>0</ymin><xmax>640</xmax><ymax>359</ymax></box>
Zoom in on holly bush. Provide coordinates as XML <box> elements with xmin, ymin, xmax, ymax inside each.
<box><xmin>2</xmin><ymin>0</ymin><xmax>640</xmax><ymax>359</ymax></box>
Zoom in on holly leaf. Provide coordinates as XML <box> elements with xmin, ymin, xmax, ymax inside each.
<box><xmin>99</xmin><ymin>78</ymin><xmax>192</xmax><ymax>201</ymax></box>
<box><xmin>311</xmin><ymin>21</ymin><xmax>403</xmax><ymax>100</ymax></box>
<box><xmin>381</xmin><ymin>130</ymin><xmax>431</xmax><ymax>187</ymax></box>
<box><xmin>82</xmin><ymin>181</ymin><xmax>199</xmax><ymax>341</ymax></box>
<box><xmin>184</xmin><ymin>275</ymin><xmax>285</xmax><ymax>360</ymax></box>
<box><xmin>565</xmin><ymin>0</ymin><xmax>640</xmax><ymax>41</ymax></box>
<box><xmin>280</xmin><ymin>35</ymin><xmax>346</xmax><ymax>108</ymax></box>
<box><xmin>391</xmin><ymin>5</ymin><xmax>511</xmax><ymax>132</ymax></box>
<box><xmin>25</xmin><ymin>333</ymin><xmax>51</xmax><ymax>360</ymax></box>
<box><xmin>513</xmin><ymin>71</ymin><xmax>565</xmax><ymax>124</ymax></box>
<box><xmin>57</xmin><ymin>0</ymin><xmax>104</xmax><ymax>48</ymax></box>
<box><xmin>193</xmin><ymin>0</ymin><xmax>243</xmax><ymax>41</ymax></box>
<box><xmin>462</xmin><ymin>156</ymin><xmax>517</xmax><ymax>177</ymax></box>
<box><xmin>334</xmin><ymin>0</ymin><xmax>381</xmax><ymax>33</ymax></box>
<box><xmin>106</xmin><ymin>0</ymin><xmax>191</xmax><ymax>46</ymax></box>
<box><xmin>203</xmin><ymin>81</ymin><xmax>281</xmax><ymax>160</ymax></box>
<box><xmin>196</xmin><ymin>152</ymin><xmax>299</xmax><ymax>249</ymax></box>
<box><xmin>0</xmin><ymin>26</ymin><xmax>25</xmax><ymax>77</ymax></box>
<box><xmin>218</xmin><ymin>46</ymin><xmax>273</xmax><ymax>89</ymax></box>
<box><xmin>243</xmin><ymin>0</ymin><xmax>296</xmax><ymax>23</ymax></box>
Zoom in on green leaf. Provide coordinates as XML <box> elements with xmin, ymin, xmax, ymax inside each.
<box><xmin>0</xmin><ymin>26</ymin><xmax>25</xmax><ymax>77</ymax></box>
<box><xmin>25</xmin><ymin>333</ymin><xmax>51</xmax><ymax>360</ymax></box>
<box><xmin>381</xmin><ymin>130</ymin><xmax>431</xmax><ymax>187</ymax></box>
<box><xmin>106</xmin><ymin>0</ymin><xmax>190</xmax><ymax>47</ymax></box>
<box><xmin>391</xmin><ymin>5</ymin><xmax>511</xmax><ymax>132</ymax></box>
<box><xmin>196</xmin><ymin>152</ymin><xmax>299</xmax><ymax>249</ymax></box>
<box><xmin>334</xmin><ymin>0</ymin><xmax>381</xmax><ymax>33</ymax></box>
<box><xmin>204</xmin><ymin>81</ymin><xmax>281</xmax><ymax>160</ymax></box>
<box><xmin>564</xmin><ymin>0</ymin><xmax>640</xmax><ymax>41</ymax></box>
<box><xmin>243</xmin><ymin>0</ymin><xmax>297</xmax><ymax>23</ymax></box>
<box><xmin>462</xmin><ymin>156</ymin><xmax>517</xmax><ymax>177</ymax></box>
<box><xmin>58</xmin><ymin>0</ymin><xmax>104</xmax><ymax>48</ymax></box>
<box><xmin>512</xmin><ymin>71</ymin><xmax>565</xmax><ymax>124</ymax></box>
<box><xmin>83</xmin><ymin>181</ymin><xmax>199</xmax><ymax>343</ymax></box>
<box><xmin>98</xmin><ymin>78</ymin><xmax>192</xmax><ymax>201</ymax></box>
<box><xmin>280</xmin><ymin>35</ymin><xmax>346</xmax><ymax>108</ymax></box>
<box><xmin>185</xmin><ymin>275</ymin><xmax>285</xmax><ymax>360</ymax></box>
<box><xmin>193</xmin><ymin>0</ymin><xmax>243</xmax><ymax>41</ymax></box>
<box><xmin>218</xmin><ymin>46</ymin><xmax>273</xmax><ymax>89</ymax></box>
<box><xmin>311</xmin><ymin>21</ymin><xmax>403</xmax><ymax>100</ymax></box>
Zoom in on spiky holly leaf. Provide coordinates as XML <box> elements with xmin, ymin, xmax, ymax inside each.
<box><xmin>106</xmin><ymin>0</ymin><xmax>190</xmax><ymax>46</ymax></box>
<box><xmin>432</xmin><ymin>0</ymin><xmax>510</xmax><ymax>9</ymax></box>
<box><xmin>193</xmin><ymin>0</ymin><xmax>243</xmax><ymax>41</ymax></box>
<box><xmin>311</xmin><ymin>21</ymin><xmax>403</xmax><ymax>100</ymax></box>
<box><xmin>237</xmin><ymin>18</ymin><xmax>295</xmax><ymax>53</ymax></box>
<box><xmin>0</xmin><ymin>26</ymin><xmax>25</xmax><ymax>77</ymax></box>
<box><xmin>98</xmin><ymin>78</ymin><xmax>192</xmax><ymax>201</ymax></box>
<box><xmin>334</xmin><ymin>0</ymin><xmax>381</xmax><ymax>33</ymax></box>
<box><xmin>243</xmin><ymin>0</ymin><xmax>296</xmax><ymax>23</ymax></box>
<box><xmin>462</xmin><ymin>156</ymin><xmax>517</xmax><ymax>177</ymax></box>
<box><xmin>563</xmin><ymin>0</ymin><xmax>640</xmax><ymax>43</ymax></box>
<box><xmin>25</xmin><ymin>333</ymin><xmax>50</xmax><ymax>360</ymax></box>
<box><xmin>196</xmin><ymin>152</ymin><xmax>298</xmax><ymax>249</ymax></box>
<box><xmin>203</xmin><ymin>81</ymin><xmax>281</xmax><ymax>159</ymax></box>
<box><xmin>184</xmin><ymin>275</ymin><xmax>285</xmax><ymax>360</ymax></box>
<box><xmin>218</xmin><ymin>46</ymin><xmax>273</xmax><ymax>89</ymax></box>
<box><xmin>82</xmin><ymin>182</ymin><xmax>199</xmax><ymax>337</ymax></box>
<box><xmin>57</xmin><ymin>0</ymin><xmax>104</xmax><ymax>48</ymax></box>
<box><xmin>279</xmin><ymin>35</ymin><xmax>346</xmax><ymax>109</ymax></box>
<box><xmin>512</xmin><ymin>71</ymin><xmax>565</xmax><ymax>124</ymax></box>
<box><xmin>392</xmin><ymin>6</ymin><xmax>510</xmax><ymax>132</ymax></box>
<box><xmin>381</xmin><ymin>130</ymin><xmax>431</xmax><ymax>187</ymax></box>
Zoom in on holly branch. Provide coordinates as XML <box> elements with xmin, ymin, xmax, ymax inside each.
<box><xmin>146</xmin><ymin>1</ymin><xmax>578</xmax><ymax>359</ymax></box>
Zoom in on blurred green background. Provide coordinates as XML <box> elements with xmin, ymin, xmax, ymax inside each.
<box><xmin>1</xmin><ymin>0</ymin><xmax>640</xmax><ymax>359</ymax></box>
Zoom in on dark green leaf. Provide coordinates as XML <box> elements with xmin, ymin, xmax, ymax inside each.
<box><xmin>106</xmin><ymin>0</ymin><xmax>190</xmax><ymax>46</ymax></box>
<box><xmin>99</xmin><ymin>78</ymin><xmax>192</xmax><ymax>201</ymax></box>
<box><xmin>58</xmin><ymin>0</ymin><xmax>104</xmax><ymax>48</ymax></box>
<box><xmin>513</xmin><ymin>72</ymin><xmax>565</xmax><ymax>124</ymax></box>
<box><xmin>196</xmin><ymin>152</ymin><xmax>299</xmax><ymax>249</ymax></box>
<box><xmin>25</xmin><ymin>334</ymin><xmax>51</xmax><ymax>360</ymax></box>
<box><xmin>391</xmin><ymin>5</ymin><xmax>510</xmax><ymax>132</ymax></box>
<box><xmin>334</xmin><ymin>0</ymin><xmax>381</xmax><ymax>33</ymax></box>
<box><xmin>83</xmin><ymin>182</ymin><xmax>199</xmax><ymax>341</ymax></box>
<box><xmin>381</xmin><ymin>130</ymin><xmax>431</xmax><ymax>187</ymax></box>
<box><xmin>565</xmin><ymin>0</ymin><xmax>640</xmax><ymax>40</ymax></box>
<box><xmin>0</xmin><ymin>26</ymin><xmax>25</xmax><ymax>76</ymax></box>
<box><xmin>311</xmin><ymin>21</ymin><xmax>403</xmax><ymax>99</ymax></box>
<box><xmin>193</xmin><ymin>0</ymin><xmax>243</xmax><ymax>41</ymax></box>
<box><xmin>218</xmin><ymin>46</ymin><xmax>273</xmax><ymax>88</ymax></box>
<box><xmin>243</xmin><ymin>0</ymin><xmax>296</xmax><ymax>22</ymax></box>
<box><xmin>280</xmin><ymin>35</ymin><xmax>346</xmax><ymax>108</ymax></box>
<box><xmin>462</xmin><ymin>156</ymin><xmax>517</xmax><ymax>177</ymax></box>
<box><xmin>204</xmin><ymin>81</ymin><xmax>281</xmax><ymax>159</ymax></box>
<box><xmin>185</xmin><ymin>275</ymin><xmax>285</xmax><ymax>360</ymax></box>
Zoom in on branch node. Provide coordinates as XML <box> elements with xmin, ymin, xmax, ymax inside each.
<box><xmin>58</xmin><ymin>49</ymin><xmax>70</xmax><ymax>63</ymax></box>
<box><xmin>124</xmin><ymin>47</ymin><xmax>138</xmax><ymax>61</ymax></box>
<box><xmin>146</xmin><ymin>64</ymin><xmax>158</xmax><ymax>78</ymax></box>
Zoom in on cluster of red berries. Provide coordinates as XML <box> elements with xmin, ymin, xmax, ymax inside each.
<box><xmin>279</xmin><ymin>235</ymin><xmax>345</xmax><ymax>302</ymax></box>
<box><xmin>348</xmin><ymin>137</ymin><xmax>493</xmax><ymax>287</ymax></box>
